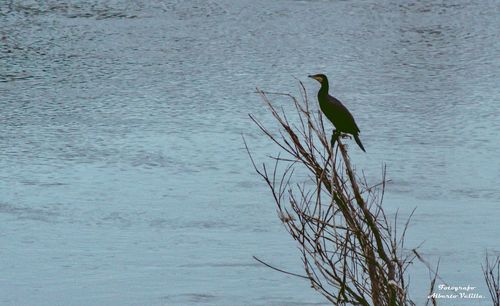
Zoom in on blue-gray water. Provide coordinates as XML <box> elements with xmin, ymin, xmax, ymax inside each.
<box><xmin>1</xmin><ymin>0</ymin><xmax>499</xmax><ymax>305</ymax></box>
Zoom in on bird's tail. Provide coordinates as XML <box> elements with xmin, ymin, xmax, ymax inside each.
<box><xmin>353</xmin><ymin>134</ymin><xmax>366</xmax><ymax>152</ymax></box>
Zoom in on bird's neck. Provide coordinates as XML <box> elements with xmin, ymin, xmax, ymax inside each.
<box><xmin>318</xmin><ymin>81</ymin><xmax>329</xmax><ymax>97</ymax></box>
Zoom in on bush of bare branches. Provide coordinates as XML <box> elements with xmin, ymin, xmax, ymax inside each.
<box><xmin>245</xmin><ymin>84</ymin><xmax>435</xmax><ymax>305</ymax></box>
<box><xmin>483</xmin><ymin>254</ymin><xmax>500</xmax><ymax>306</ymax></box>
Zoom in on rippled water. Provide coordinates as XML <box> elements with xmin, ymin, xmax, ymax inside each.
<box><xmin>1</xmin><ymin>0</ymin><xmax>499</xmax><ymax>305</ymax></box>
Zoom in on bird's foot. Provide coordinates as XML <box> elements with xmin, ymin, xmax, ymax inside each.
<box><xmin>330</xmin><ymin>130</ymin><xmax>339</xmax><ymax>148</ymax></box>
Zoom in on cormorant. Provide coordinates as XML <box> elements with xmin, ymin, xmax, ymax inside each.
<box><xmin>308</xmin><ymin>73</ymin><xmax>366</xmax><ymax>152</ymax></box>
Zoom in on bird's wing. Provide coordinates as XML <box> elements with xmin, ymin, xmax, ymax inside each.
<box><xmin>325</xmin><ymin>95</ymin><xmax>361</xmax><ymax>134</ymax></box>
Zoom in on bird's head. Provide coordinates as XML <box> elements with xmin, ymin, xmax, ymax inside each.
<box><xmin>308</xmin><ymin>74</ymin><xmax>328</xmax><ymax>85</ymax></box>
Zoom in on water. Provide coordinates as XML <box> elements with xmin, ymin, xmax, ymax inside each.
<box><xmin>1</xmin><ymin>0</ymin><xmax>499</xmax><ymax>305</ymax></box>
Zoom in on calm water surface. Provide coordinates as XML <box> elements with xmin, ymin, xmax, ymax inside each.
<box><xmin>1</xmin><ymin>0</ymin><xmax>499</xmax><ymax>305</ymax></box>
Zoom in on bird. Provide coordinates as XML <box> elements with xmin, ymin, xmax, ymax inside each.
<box><xmin>308</xmin><ymin>73</ymin><xmax>366</xmax><ymax>152</ymax></box>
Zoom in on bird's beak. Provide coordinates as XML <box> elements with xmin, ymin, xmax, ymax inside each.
<box><xmin>308</xmin><ymin>75</ymin><xmax>320</xmax><ymax>82</ymax></box>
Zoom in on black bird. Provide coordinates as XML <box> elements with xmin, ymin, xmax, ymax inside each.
<box><xmin>308</xmin><ymin>73</ymin><xmax>366</xmax><ymax>152</ymax></box>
